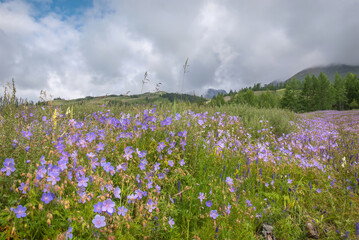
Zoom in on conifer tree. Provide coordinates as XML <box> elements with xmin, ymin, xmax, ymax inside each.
<box><xmin>344</xmin><ymin>73</ymin><xmax>359</xmax><ymax>109</ymax></box>
<box><xmin>317</xmin><ymin>72</ymin><xmax>332</xmax><ymax>110</ymax></box>
<box><xmin>280</xmin><ymin>78</ymin><xmax>299</xmax><ymax>111</ymax></box>
<box><xmin>243</xmin><ymin>89</ymin><xmax>256</xmax><ymax>106</ymax></box>
<box><xmin>299</xmin><ymin>73</ymin><xmax>313</xmax><ymax>112</ymax></box>
<box><xmin>333</xmin><ymin>72</ymin><xmax>347</xmax><ymax>110</ymax></box>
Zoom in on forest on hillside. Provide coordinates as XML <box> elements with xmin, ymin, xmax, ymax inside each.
<box><xmin>213</xmin><ymin>72</ymin><xmax>359</xmax><ymax>112</ymax></box>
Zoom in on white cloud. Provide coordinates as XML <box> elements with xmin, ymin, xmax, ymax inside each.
<box><xmin>1</xmin><ymin>0</ymin><xmax>359</xmax><ymax>101</ymax></box>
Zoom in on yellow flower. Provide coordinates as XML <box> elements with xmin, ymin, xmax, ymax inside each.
<box><xmin>52</xmin><ymin>109</ymin><xmax>59</xmax><ymax>129</ymax></box>
<box><xmin>341</xmin><ymin>157</ymin><xmax>346</xmax><ymax>168</ymax></box>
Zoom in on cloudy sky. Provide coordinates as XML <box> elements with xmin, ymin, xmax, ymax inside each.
<box><xmin>1</xmin><ymin>0</ymin><xmax>359</xmax><ymax>101</ymax></box>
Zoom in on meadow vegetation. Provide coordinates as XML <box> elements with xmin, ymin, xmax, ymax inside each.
<box><xmin>215</xmin><ymin>72</ymin><xmax>359</xmax><ymax>113</ymax></box>
<box><xmin>0</xmin><ymin>84</ymin><xmax>359</xmax><ymax>239</ymax></box>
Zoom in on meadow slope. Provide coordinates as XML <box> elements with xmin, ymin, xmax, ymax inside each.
<box><xmin>0</xmin><ymin>104</ymin><xmax>358</xmax><ymax>239</ymax></box>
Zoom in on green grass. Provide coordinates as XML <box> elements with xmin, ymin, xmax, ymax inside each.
<box><xmin>0</xmin><ymin>98</ymin><xmax>358</xmax><ymax>239</ymax></box>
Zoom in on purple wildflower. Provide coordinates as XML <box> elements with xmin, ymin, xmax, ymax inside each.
<box><xmin>87</xmin><ymin>152</ymin><xmax>96</xmax><ymax>159</ymax></box>
<box><xmin>226</xmin><ymin>177</ymin><xmax>233</xmax><ymax>186</ymax></box>
<box><xmin>114</xmin><ymin>186</ymin><xmax>121</xmax><ymax>199</ymax></box>
<box><xmin>118</xmin><ymin>206</ymin><xmax>128</xmax><ymax>217</ymax></box>
<box><xmin>135</xmin><ymin>189</ymin><xmax>146</xmax><ymax>200</ymax></box>
<box><xmin>1</xmin><ymin>158</ymin><xmax>15</xmax><ymax>176</ymax></box>
<box><xmin>40</xmin><ymin>156</ymin><xmax>46</xmax><ymax>165</ymax></box>
<box><xmin>96</xmin><ymin>143</ymin><xmax>105</xmax><ymax>152</ymax></box>
<box><xmin>168</xmin><ymin>216</ymin><xmax>175</xmax><ymax>228</ymax></box>
<box><xmin>65</xmin><ymin>225</ymin><xmax>73</xmax><ymax>239</ymax></box>
<box><xmin>92</xmin><ymin>215</ymin><xmax>106</xmax><ymax>228</ymax></box>
<box><xmin>93</xmin><ymin>202</ymin><xmax>103</xmax><ymax>213</ymax></box>
<box><xmin>90</xmin><ymin>158</ymin><xmax>99</xmax><ymax>170</ymax></box>
<box><xmin>206</xmin><ymin>200</ymin><xmax>213</xmax><ymax>208</ymax></box>
<box><xmin>67</xmin><ymin>171</ymin><xmax>73</xmax><ymax>181</ymax></box>
<box><xmin>14</xmin><ymin>205</ymin><xmax>27</xmax><ymax>218</ymax></box>
<box><xmin>139</xmin><ymin>160</ymin><xmax>147</xmax><ymax>171</ymax></box>
<box><xmin>116</xmin><ymin>162</ymin><xmax>128</xmax><ymax>172</ymax></box>
<box><xmin>19</xmin><ymin>182</ymin><xmax>29</xmax><ymax>194</ymax></box>
<box><xmin>47</xmin><ymin>170</ymin><xmax>60</xmax><ymax>186</ymax></box>
<box><xmin>136</xmin><ymin>149</ymin><xmax>147</xmax><ymax>158</ymax></box>
<box><xmin>169</xmin><ymin>194</ymin><xmax>175</xmax><ymax>204</ymax></box>
<box><xmin>102</xmin><ymin>199</ymin><xmax>116</xmax><ymax>214</ymax></box>
<box><xmin>198</xmin><ymin>192</ymin><xmax>205</xmax><ymax>203</ymax></box>
<box><xmin>58</xmin><ymin>159</ymin><xmax>68</xmax><ymax>171</ymax></box>
<box><xmin>179</xmin><ymin>159</ymin><xmax>185</xmax><ymax>166</ymax></box>
<box><xmin>157</xmin><ymin>142</ymin><xmax>166</xmax><ymax>152</ymax></box>
<box><xmin>22</xmin><ymin>130</ymin><xmax>32</xmax><ymax>140</ymax></box>
<box><xmin>103</xmin><ymin>162</ymin><xmax>115</xmax><ymax>174</ymax></box>
<box><xmin>225</xmin><ymin>203</ymin><xmax>231</xmax><ymax>215</ymax></box>
<box><xmin>41</xmin><ymin>192</ymin><xmax>55</xmax><ymax>204</ymax></box>
<box><xmin>155</xmin><ymin>185</ymin><xmax>161</xmax><ymax>193</ymax></box>
<box><xmin>77</xmin><ymin>175</ymin><xmax>89</xmax><ymax>188</ymax></box>
<box><xmin>12</xmin><ymin>139</ymin><xmax>18</xmax><ymax>148</ymax></box>
<box><xmin>153</xmin><ymin>162</ymin><xmax>160</xmax><ymax>171</ymax></box>
<box><xmin>147</xmin><ymin>180</ymin><xmax>153</xmax><ymax>189</ymax></box>
<box><xmin>86</xmin><ymin>132</ymin><xmax>97</xmax><ymax>142</ymax></box>
<box><xmin>210</xmin><ymin>210</ymin><xmax>219</xmax><ymax>219</ymax></box>
<box><xmin>146</xmin><ymin>199</ymin><xmax>157</xmax><ymax>213</ymax></box>
<box><xmin>127</xmin><ymin>194</ymin><xmax>136</xmax><ymax>204</ymax></box>
<box><xmin>123</xmin><ymin>146</ymin><xmax>134</xmax><ymax>160</ymax></box>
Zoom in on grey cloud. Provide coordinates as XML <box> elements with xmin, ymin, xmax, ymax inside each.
<box><xmin>1</xmin><ymin>0</ymin><xmax>359</xmax><ymax>101</ymax></box>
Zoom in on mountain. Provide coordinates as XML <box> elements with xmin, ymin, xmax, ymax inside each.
<box><xmin>286</xmin><ymin>64</ymin><xmax>359</xmax><ymax>82</ymax></box>
<box><xmin>203</xmin><ymin>88</ymin><xmax>227</xmax><ymax>99</ymax></box>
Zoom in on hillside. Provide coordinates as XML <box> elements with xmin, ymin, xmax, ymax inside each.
<box><xmin>286</xmin><ymin>64</ymin><xmax>359</xmax><ymax>82</ymax></box>
<box><xmin>51</xmin><ymin>91</ymin><xmax>205</xmax><ymax>106</ymax></box>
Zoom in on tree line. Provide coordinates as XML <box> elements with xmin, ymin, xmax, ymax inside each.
<box><xmin>211</xmin><ymin>72</ymin><xmax>359</xmax><ymax>112</ymax></box>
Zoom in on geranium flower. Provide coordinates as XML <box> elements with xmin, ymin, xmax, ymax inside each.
<box><xmin>210</xmin><ymin>210</ymin><xmax>219</xmax><ymax>219</ymax></box>
<box><xmin>14</xmin><ymin>205</ymin><xmax>27</xmax><ymax>218</ymax></box>
<box><xmin>118</xmin><ymin>206</ymin><xmax>128</xmax><ymax>217</ymax></box>
<box><xmin>1</xmin><ymin>158</ymin><xmax>15</xmax><ymax>176</ymax></box>
<box><xmin>41</xmin><ymin>192</ymin><xmax>55</xmax><ymax>204</ymax></box>
<box><xmin>198</xmin><ymin>192</ymin><xmax>205</xmax><ymax>203</ymax></box>
<box><xmin>92</xmin><ymin>215</ymin><xmax>106</xmax><ymax>228</ymax></box>
<box><xmin>102</xmin><ymin>199</ymin><xmax>116</xmax><ymax>214</ymax></box>
<box><xmin>168</xmin><ymin>216</ymin><xmax>175</xmax><ymax>228</ymax></box>
<box><xmin>114</xmin><ymin>187</ymin><xmax>121</xmax><ymax>199</ymax></box>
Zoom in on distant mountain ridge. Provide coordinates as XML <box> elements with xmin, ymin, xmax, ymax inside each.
<box><xmin>286</xmin><ymin>64</ymin><xmax>359</xmax><ymax>82</ymax></box>
<box><xmin>203</xmin><ymin>88</ymin><xmax>227</xmax><ymax>99</ymax></box>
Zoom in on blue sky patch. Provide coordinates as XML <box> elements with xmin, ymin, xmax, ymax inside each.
<box><xmin>27</xmin><ymin>0</ymin><xmax>93</xmax><ymax>18</ymax></box>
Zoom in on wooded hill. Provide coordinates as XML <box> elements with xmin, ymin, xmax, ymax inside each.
<box><xmin>212</xmin><ymin>71</ymin><xmax>359</xmax><ymax>112</ymax></box>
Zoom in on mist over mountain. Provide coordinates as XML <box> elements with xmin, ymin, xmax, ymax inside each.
<box><xmin>286</xmin><ymin>64</ymin><xmax>359</xmax><ymax>82</ymax></box>
<box><xmin>203</xmin><ymin>89</ymin><xmax>227</xmax><ymax>99</ymax></box>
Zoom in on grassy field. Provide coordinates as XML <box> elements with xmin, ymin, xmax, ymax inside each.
<box><xmin>52</xmin><ymin>92</ymin><xmax>167</xmax><ymax>106</ymax></box>
<box><xmin>0</xmin><ymin>99</ymin><xmax>358</xmax><ymax>239</ymax></box>
<box><xmin>51</xmin><ymin>91</ymin><xmax>205</xmax><ymax>107</ymax></box>
<box><xmin>253</xmin><ymin>89</ymin><xmax>285</xmax><ymax>98</ymax></box>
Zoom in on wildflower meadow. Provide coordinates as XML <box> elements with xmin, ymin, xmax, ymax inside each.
<box><xmin>0</xmin><ymin>98</ymin><xmax>359</xmax><ymax>239</ymax></box>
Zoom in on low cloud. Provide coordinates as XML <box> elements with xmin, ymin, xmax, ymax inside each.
<box><xmin>1</xmin><ymin>0</ymin><xmax>359</xmax><ymax>101</ymax></box>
